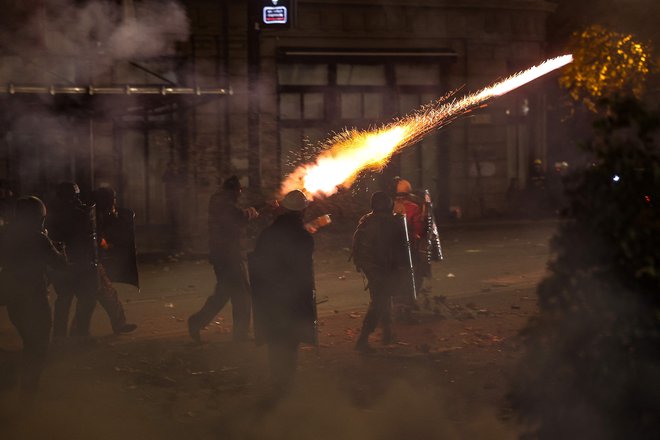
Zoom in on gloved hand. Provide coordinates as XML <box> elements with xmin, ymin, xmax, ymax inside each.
<box><xmin>245</xmin><ymin>206</ymin><xmax>259</xmax><ymax>220</ymax></box>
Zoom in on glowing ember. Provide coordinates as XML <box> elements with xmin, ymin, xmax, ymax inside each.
<box><xmin>280</xmin><ymin>54</ymin><xmax>573</xmax><ymax>198</ymax></box>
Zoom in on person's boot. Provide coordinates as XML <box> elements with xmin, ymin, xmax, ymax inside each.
<box><xmin>355</xmin><ymin>333</ymin><xmax>374</xmax><ymax>353</ymax></box>
<box><xmin>393</xmin><ymin>305</ymin><xmax>406</xmax><ymax>324</ymax></box>
<box><xmin>402</xmin><ymin>307</ymin><xmax>419</xmax><ymax>325</ymax></box>
<box><xmin>114</xmin><ymin>323</ymin><xmax>138</xmax><ymax>335</ymax></box>
<box><xmin>382</xmin><ymin>328</ymin><xmax>395</xmax><ymax>346</ymax></box>
<box><xmin>187</xmin><ymin>316</ymin><xmax>202</xmax><ymax>342</ymax></box>
<box><xmin>232</xmin><ymin>331</ymin><xmax>250</xmax><ymax>343</ymax></box>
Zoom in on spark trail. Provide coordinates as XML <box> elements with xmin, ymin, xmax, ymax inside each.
<box><xmin>280</xmin><ymin>54</ymin><xmax>573</xmax><ymax>198</ymax></box>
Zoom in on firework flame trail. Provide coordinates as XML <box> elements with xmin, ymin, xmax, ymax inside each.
<box><xmin>280</xmin><ymin>54</ymin><xmax>573</xmax><ymax>198</ymax></box>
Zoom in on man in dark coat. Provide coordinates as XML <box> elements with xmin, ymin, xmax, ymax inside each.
<box><xmin>47</xmin><ymin>182</ymin><xmax>99</xmax><ymax>339</ymax></box>
<box><xmin>0</xmin><ymin>196</ymin><xmax>67</xmax><ymax>397</ymax></box>
<box><xmin>188</xmin><ymin>175</ymin><xmax>258</xmax><ymax>342</ymax></box>
<box><xmin>353</xmin><ymin>191</ymin><xmax>408</xmax><ymax>352</ymax></box>
<box><xmin>249</xmin><ymin>189</ymin><xmax>316</xmax><ymax>394</ymax></box>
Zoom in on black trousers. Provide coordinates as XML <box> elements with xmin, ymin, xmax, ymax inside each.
<box><xmin>189</xmin><ymin>254</ymin><xmax>251</xmax><ymax>340</ymax></box>
<box><xmin>52</xmin><ymin>267</ymin><xmax>98</xmax><ymax>338</ymax></box>
<box><xmin>97</xmin><ymin>264</ymin><xmax>127</xmax><ymax>333</ymax></box>
<box><xmin>267</xmin><ymin>338</ymin><xmax>300</xmax><ymax>395</ymax></box>
<box><xmin>6</xmin><ymin>295</ymin><xmax>51</xmax><ymax>394</ymax></box>
<box><xmin>359</xmin><ymin>271</ymin><xmax>394</xmax><ymax>339</ymax></box>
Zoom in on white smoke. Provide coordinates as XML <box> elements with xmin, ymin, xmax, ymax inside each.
<box><xmin>0</xmin><ymin>0</ymin><xmax>189</xmax><ymax>81</ymax></box>
<box><xmin>0</xmin><ymin>1</ymin><xmax>191</xmax><ymax>198</ymax></box>
<box><xmin>45</xmin><ymin>0</ymin><xmax>188</xmax><ymax>60</ymax></box>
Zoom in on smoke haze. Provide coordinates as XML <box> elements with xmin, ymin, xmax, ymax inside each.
<box><xmin>0</xmin><ymin>0</ymin><xmax>190</xmax><ymax>201</ymax></box>
<box><xmin>0</xmin><ymin>0</ymin><xmax>189</xmax><ymax>80</ymax></box>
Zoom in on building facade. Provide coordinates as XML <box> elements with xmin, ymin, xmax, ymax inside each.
<box><xmin>0</xmin><ymin>0</ymin><xmax>556</xmax><ymax>252</ymax></box>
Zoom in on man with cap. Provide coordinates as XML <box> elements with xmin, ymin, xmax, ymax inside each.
<box><xmin>249</xmin><ymin>189</ymin><xmax>317</xmax><ymax>395</ymax></box>
<box><xmin>352</xmin><ymin>191</ymin><xmax>408</xmax><ymax>352</ymax></box>
<box><xmin>188</xmin><ymin>175</ymin><xmax>259</xmax><ymax>342</ymax></box>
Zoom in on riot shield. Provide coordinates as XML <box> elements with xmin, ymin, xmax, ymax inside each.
<box><xmin>84</xmin><ymin>202</ymin><xmax>99</xmax><ymax>268</ymax></box>
<box><xmin>101</xmin><ymin>207</ymin><xmax>140</xmax><ymax>290</ymax></box>
<box><xmin>423</xmin><ymin>189</ymin><xmax>443</xmax><ymax>261</ymax></box>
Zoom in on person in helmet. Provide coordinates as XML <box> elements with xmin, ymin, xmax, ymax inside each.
<box><xmin>92</xmin><ymin>187</ymin><xmax>138</xmax><ymax>335</ymax></box>
<box><xmin>0</xmin><ymin>196</ymin><xmax>67</xmax><ymax>398</ymax></box>
<box><xmin>46</xmin><ymin>181</ymin><xmax>100</xmax><ymax>340</ymax></box>
<box><xmin>249</xmin><ymin>189</ymin><xmax>316</xmax><ymax>395</ymax></box>
<box><xmin>188</xmin><ymin>175</ymin><xmax>259</xmax><ymax>342</ymax></box>
<box><xmin>352</xmin><ymin>191</ymin><xmax>408</xmax><ymax>352</ymax></box>
<box><xmin>392</xmin><ymin>177</ymin><xmax>427</xmax><ymax>323</ymax></box>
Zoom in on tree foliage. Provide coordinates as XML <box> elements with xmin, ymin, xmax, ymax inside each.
<box><xmin>509</xmin><ymin>98</ymin><xmax>660</xmax><ymax>439</ymax></box>
<box><xmin>560</xmin><ymin>25</ymin><xmax>654</xmax><ymax>111</ymax></box>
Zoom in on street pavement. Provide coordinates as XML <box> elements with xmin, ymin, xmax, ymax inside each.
<box><xmin>0</xmin><ymin>218</ymin><xmax>558</xmax><ymax>344</ymax></box>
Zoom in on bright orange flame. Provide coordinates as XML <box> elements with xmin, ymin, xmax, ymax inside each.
<box><xmin>280</xmin><ymin>55</ymin><xmax>573</xmax><ymax>199</ymax></box>
<box><xmin>282</xmin><ymin>126</ymin><xmax>411</xmax><ymax>196</ymax></box>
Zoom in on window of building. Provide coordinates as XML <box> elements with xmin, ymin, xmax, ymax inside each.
<box><xmin>340</xmin><ymin>92</ymin><xmax>384</xmax><ymax>120</ymax></box>
<box><xmin>395</xmin><ymin>63</ymin><xmax>440</xmax><ymax>85</ymax></box>
<box><xmin>278</xmin><ymin>63</ymin><xmax>328</xmax><ymax>85</ymax></box>
<box><xmin>303</xmin><ymin>93</ymin><xmax>325</xmax><ymax>119</ymax></box>
<box><xmin>337</xmin><ymin>64</ymin><xmax>386</xmax><ymax>85</ymax></box>
<box><xmin>279</xmin><ymin>93</ymin><xmax>302</xmax><ymax>120</ymax></box>
<box><xmin>340</xmin><ymin>93</ymin><xmax>361</xmax><ymax>119</ymax></box>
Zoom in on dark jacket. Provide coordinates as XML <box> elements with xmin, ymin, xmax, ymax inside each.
<box><xmin>353</xmin><ymin>211</ymin><xmax>407</xmax><ymax>275</ymax></box>
<box><xmin>46</xmin><ymin>199</ymin><xmax>97</xmax><ymax>268</ymax></box>
<box><xmin>0</xmin><ymin>224</ymin><xmax>67</xmax><ymax>302</ymax></box>
<box><xmin>249</xmin><ymin>212</ymin><xmax>316</xmax><ymax>345</ymax></box>
<box><xmin>208</xmin><ymin>190</ymin><xmax>251</xmax><ymax>258</ymax></box>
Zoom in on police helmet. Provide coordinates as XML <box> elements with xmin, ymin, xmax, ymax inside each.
<box><xmin>15</xmin><ymin>196</ymin><xmax>47</xmax><ymax>224</ymax></box>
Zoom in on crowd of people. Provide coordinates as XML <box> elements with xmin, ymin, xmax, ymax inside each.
<box><xmin>0</xmin><ymin>182</ymin><xmax>137</xmax><ymax>403</ymax></box>
<box><xmin>1</xmin><ymin>175</ymin><xmax>439</xmax><ymax>404</ymax></box>
<box><xmin>188</xmin><ymin>175</ymin><xmax>440</xmax><ymax>391</ymax></box>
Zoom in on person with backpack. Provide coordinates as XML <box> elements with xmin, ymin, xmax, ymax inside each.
<box><xmin>353</xmin><ymin>191</ymin><xmax>408</xmax><ymax>353</ymax></box>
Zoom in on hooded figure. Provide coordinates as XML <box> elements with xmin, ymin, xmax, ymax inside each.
<box><xmin>249</xmin><ymin>189</ymin><xmax>316</xmax><ymax>394</ymax></box>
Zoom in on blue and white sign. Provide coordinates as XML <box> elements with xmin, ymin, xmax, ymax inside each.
<box><xmin>263</xmin><ymin>6</ymin><xmax>287</xmax><ymax>25</ymax></box>
<box><xmin>260</xmin><ymin>0</ymin><xmax>294</xmax><ymax>28</ymax></box>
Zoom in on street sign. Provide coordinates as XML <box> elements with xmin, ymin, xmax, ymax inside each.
<box><xmin>259</xmin><ymin>0</ymin><xmax>295</xmax><ymax>29</ymax></box>
<box><xmin>263</xmin><ymin>6</ymin><xmax>287</xmax><ymax>24</ymax></box>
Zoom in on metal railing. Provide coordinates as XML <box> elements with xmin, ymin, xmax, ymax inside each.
<box><xmin>0</xmin><ymin>84</ymin><xmax>230</xmax><ymax>96</ymax></box>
